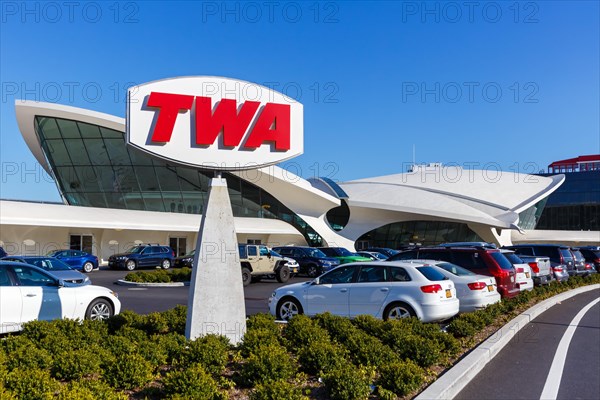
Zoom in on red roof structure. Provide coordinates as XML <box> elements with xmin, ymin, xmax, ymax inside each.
<box><xmin>548</xmin><ymin>155</ymin><xmax>600</xmax><ymax>173</ymax></box>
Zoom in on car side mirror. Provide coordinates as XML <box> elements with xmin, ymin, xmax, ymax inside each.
<box><xmin>312</xmin><ymin>277</ymin><xmax>320</xmax><ymax>285</ymax></box>
<box><xmin>267</xmin><ymin>252</ymin><xmax>272</xmax><ymax>259</ymax></box>
<box><xmin>56</xmin><ymin>279</ymin><xmax>65</xmax><ymax>287</ymax></box>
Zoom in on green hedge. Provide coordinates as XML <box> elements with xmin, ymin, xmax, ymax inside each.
<box><xmin>0</xmin><ymin>273</ymin><xmax>597</xmax><ymax>399</ymax></box>
<box><xmin>124</xmin><ymin>267</ymin><xmax>192</xmax><ymax>283</ymax></box>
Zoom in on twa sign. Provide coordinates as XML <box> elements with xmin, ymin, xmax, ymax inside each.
<box><xmin>127</xmin><ymin>77</ymin><xmax>303</xmax><ymax>170</ymax></box>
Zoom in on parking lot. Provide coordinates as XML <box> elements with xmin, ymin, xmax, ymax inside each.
<box><xmin>90</xmin><ymin>267</ymin><xmax>311</xmax><ymax>316</ymax></box>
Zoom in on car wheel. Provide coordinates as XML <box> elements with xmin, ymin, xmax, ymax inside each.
<box><xmin>85</xmin><ymin>298</ymin><xmax>114</xmax><ymax>320</ymax></box>
<box><xmin>384</xmin><ymin>302</ymin><xmax>416</xmax><ymax>320</ymax></box>
<box><xmin>241</xmin><ymin>267</ymin><xmax>252</xmax><ymax>287</ymax></box>
<box><xmin>276</xmin><ymin>297</ymin><xmax>303</xmax><ymax>320</ymax></box>
<box><xmin>276</xmin><ymin>265</ymin><xmax>290</xmax><ymax>283</ymax></box>
<box><xmin>161</xmin><ymin>259</ymin><xmax>171</xmax><ymax>270</ymax></box>
<box><xmin>306</xmin><ymin>264</ymin><xmax>319</xmax><ymax>278</ymax></box>
<box><xmin>125</xmin><ymin>260</ymin><xmax>136</xmax><ymax>271</ymax></box>
<box><xmin>82</xmin><ymin>262</ymin><xmax>94</xmax><ymax>273</ymax></box>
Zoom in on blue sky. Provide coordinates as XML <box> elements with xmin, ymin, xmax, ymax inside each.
<box><xmin>1</xmin><ymin>1</ymin><xmax>598</xmax><ymax>202</ymax></box>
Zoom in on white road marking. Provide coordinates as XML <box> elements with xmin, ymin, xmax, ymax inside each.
<box><xmin>540</xmin><ymin>297</ymin><xmax>600</xmax><ymax>400</ymax></box>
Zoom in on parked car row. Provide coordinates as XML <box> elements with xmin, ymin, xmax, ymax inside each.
<box><xmin>269</xmin><ymin>242</ymin><xmax>598</xmax><ymax>323</ymax></box>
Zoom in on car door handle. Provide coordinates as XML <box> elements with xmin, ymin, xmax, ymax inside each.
<box><xmin>25</xmin><ymin>293</ymin><xmax>37</xmax><ymax>297</ymax></box>
<box><xmin>380</xmin><ymin>288</ymin><xmax>389</xmax><ymax>292</ymax></box>
<box><xmin>340</xmin><ymin>288</ymin><xmax>348</xmax><ymax>293</ymax></box>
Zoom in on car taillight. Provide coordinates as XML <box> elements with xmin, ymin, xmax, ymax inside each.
<box><xmin>528</xmin><ymin>262</ymin><xmax>539</xmax><ymax>273</ymax></box>
<box><xmin>172</xmin><ymin>251</ymin><xmax>175</xmax><ymax>257</ymax></box>
<box><xmin>552</xmin><ymin>266</ymin><xmax>563</xmax><ymax>272</ymax></box>
<box><xmin>420</xmin><ymin>284</ymin><xmax>443</xmax><ymax>293</ymax></box>
<box><xmin>467</xmin><ymin>282</ymin><xmax>486</xmax><ymax>290</ymax></box>
<box><xmin>595</xmin><ymin>258</ymin><xmax>600</xmax><ymax>263</ymax></box>
<box><xmin>585</xmin><ymin>263</ymin><xmax>592</xmax><ymax>270</ymax></box>
<box><xmin>516</xmin><ymin>267</ymin><xmax>524</xmax><ymax>273</ymax></box>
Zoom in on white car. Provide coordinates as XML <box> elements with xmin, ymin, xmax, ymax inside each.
<box><xmin>405</xmin><ymin>260</ymin><xmax>501</xmax><ymax>313</ymax></box>
<box><xmin>501</xmin><ymin>250</ymin><xmax>534</xmax><ymax>292</ymax></box>
<box><xmin>356</xmin><ymin>251</ymin><xmax>388</xmax><ymax>261</ymax></box>
<box><xmin>269</xmin><ymin>261</ymin><xmax>459</xmax><ymax>322</ymax></box>
<box><xmin>0</xmin><ymin>261</ymin><xmax>121</xmax><ymax>334</ymax></box>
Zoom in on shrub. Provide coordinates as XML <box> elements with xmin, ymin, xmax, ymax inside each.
<box><xmin>162</xmin><ymin>363</ymin><xmax>226</xmax><ymax>400</ymax></box>
<box><xmin>103</xmin><ymin>353</ymin><xmax>154</xmax><ymax>390</ymax></box>
<box><xmin>60</xmin><ymin>379</ymin><xmax>128</xmax><ymax>400</ymax></box>
<box><xmin>4</xmin><ymin>338</ymin><xmax>53</xmax><ymax>371</ymax></box>
<box><xmin>3</xmin><ymin>368</ymin><xmax>58</xmax><ymax>400</ymax></box>
<box><xmin>250</xmin><ymin>380</ymin><xmax>309</xmax><ymax>400</ymax></box>
<box><xmin>51</xmin><ymin>348</ymin><xmax>102</xmax><ymax>380</ymax></box>
<box><xmin>283</xmin><ymin>314</ymin><xmax>330</xmax><ymax>350</ymax></box>
<box><xmin>178</xmin><ymin>334</ymin><xmax>230</xmax><ymax>375</ymax></box>
<box><xmin>241</xmin><ymin>343</ymin><xmax>297</xmax><ymax>385</ymax></box>
<box><xmin>239</xmin><ymin>328</ymin><xmax>281</xmax><ymax>357</ymax></box>
<box><xmin>344</xmin><ymin>331</ymin><xmax>399</xmax><ymax>368</ymax></box>
<box><xmin>298</xmin><ymin>340</ymin><xmax>349</xmax><ymax>375</ymax></box>
<box><xmin>159</xmin><ymin>305</ymin><xmax>188</xmax><ymax>334</ymax></box>
<box><xmin>447</xmin><ymin>318</ymin><xmax>477</xmax><ymax>338</ymax></box>
<box><xmin>352</xmin><ymin>314</ymin><xmax>386</xmax><ymax>337</ymax></box>
<box><xmin>247</xmin><ymin>313</ymin><xmax>280</xmax><ymax>335</ymax></box>
<box><xmin>323</xmin><ymin>363</ymin><xmax>372</xmax><ymax>400</ymax></box>
<box><xmin>153</xmin><ymin>333</ymin><xmax>187</xmax><ymax>364</ymax></box>
<box><xmin>124</xmin><ymin>268</ymin><xmax>191</xmax><ymax>284</ymax></box>
<box><xmin>378</xmin><ymin>360</ymin><xmax>425</xmax><ymax>396</ymax></box>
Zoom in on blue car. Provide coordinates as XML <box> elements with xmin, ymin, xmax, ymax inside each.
<box><xmin>47</xmin><ymin>249</ymin><xmax>99</xmax><ymax>273</ymax></box>
<box><xmin>1</xmin><ymin>256</ymin><xmax>91</xmax><ymax>285</ymax></box>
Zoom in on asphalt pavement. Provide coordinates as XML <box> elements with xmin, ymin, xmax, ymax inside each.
<box><xmin>456</xmin><ymin>289</ymin><xmax>600</xmax><ymax>400</ymax></box>
<box><xmin>88</xmin><ymin>266</ymin><xmax>310</xmax><ymax>316</ymax></box>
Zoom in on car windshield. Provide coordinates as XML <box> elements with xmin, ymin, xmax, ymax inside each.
<box><xmin>184</xmin><ymin>249</ymin><xmax>195</xmax><ymax>257</ymax></box>
<box><xmin>559</xmin><ymin>248</ymin><xmax>573</xmax><ymax>261</ymax></box>
<box><xmin>503</xmin><ymin>252</ymin><xmax>524</xmax><ymax>265</ymax></box>
<box><xmin>572</xmin><ymin>250</ymin><xmax>584</xmax><ymax>261</ymax></box>
<box><xmin>436</xmin><ymin>262</ymin><xmax>475</xmax><ymax>276</ymax></box>
<box><xmin>336</xmin><ymin>248</ymin><xmax>354</xmax><ymax>257</ymax></box>
<box><xmin>490</xmin><ymin>252</ymin><xmax>515</xmax><ymax>271</ymax></box>
<box><xmin>271</xmin><ymin>250</ymin><xmax>282</xmax><ymax>257</ymax></box>
<box><xmin>416</xmin><ymin>266</ymin><xmax>448</xmax><ymax>281</ymax></box>
<box><xmin>126</xmin><ymin>246</ymin><xmax>145</xmax><ymax>254</ymax></box>
<box><xmin>27</xmin><ymin>258</ymin><xmax>72</xmax><ymax>271</ymax></box>
<box><xmin>307</xmin><ymin>248</ymin><xmax>327</xmax><ymax>258</ymax></box>
<box><xmin>46</xmin><ymin>250</ymin><xmax>60</xmax><ymax>256</ymax></box>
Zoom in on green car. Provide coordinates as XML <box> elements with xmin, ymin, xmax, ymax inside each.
<box><xmin>317</xmin><ymin>247</ymin><xmax>372</xmax><ymax>264</ymax></box>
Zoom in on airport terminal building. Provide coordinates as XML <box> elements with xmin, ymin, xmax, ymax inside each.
<box><xmin>1</xmin><ymin>101</ymin><xmax>596</xmax><ymax>262</ymax></box>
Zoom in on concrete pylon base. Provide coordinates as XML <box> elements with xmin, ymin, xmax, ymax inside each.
<box><xmin>185</xmin><ymin>177</ymin><xmax>246</xmax><ymax>345</ymax></box>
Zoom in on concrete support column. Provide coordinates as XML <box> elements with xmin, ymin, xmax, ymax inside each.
<box><xmin>185</xmin><ymin>177</ymin><xmax>246</xmax><ymax>345</ymax></box>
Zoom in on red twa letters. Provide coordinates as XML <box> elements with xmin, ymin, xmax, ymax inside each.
<box><xmin>146</xmin><ymin>92</ymin><xmax>291</xmax><ymax>151</ymax></box>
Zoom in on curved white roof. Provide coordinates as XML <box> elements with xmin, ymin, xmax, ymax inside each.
<box><xmin>13</xmin><ymin>100</ymin><xmax>565</xmax><ymax>247</ymax></box>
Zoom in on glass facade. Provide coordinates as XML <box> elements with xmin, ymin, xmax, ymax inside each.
<box><xmin>518</xmin><ymin>198</ymin><xmax>548</xmax><ymax>230</ymax></box>
<box><xmin>34</xmin><ymin>116</ymin><xmax>323</xmax><ymax>246</ymax></box>
<box><xmin>536</xmin><ymin>171</ymin><xmax>600</xmax><ymax>231</ymax></box>
<box><xmin>357</xmin><ymin>220</ymin><xmax>482</xmax><ymax>249</ymax></box>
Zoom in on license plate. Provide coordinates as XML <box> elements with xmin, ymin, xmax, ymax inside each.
<box><xmin>526</xmin><ymin>272</ymin><xmax>530</xmax><ymax>278</ymax></box>
<box><xmin>445</xmin><ymin>289</ymin><xmax>452</xmax><ymax>298</ymax></box>
<box><xmin>487</xmin><ymin>285</ymin><xmax>494</xmax><ymax>292</ymax></box>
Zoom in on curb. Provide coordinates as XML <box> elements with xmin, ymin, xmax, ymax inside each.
<box><xmin>116</xmin><ymin>279</ymin><xmax>190</xmax><ymax>287</ymax></box>
<box><xmin>415</xmin><ymin>284</ymin><xmax>600</xmax><ymax>400</ymax></box>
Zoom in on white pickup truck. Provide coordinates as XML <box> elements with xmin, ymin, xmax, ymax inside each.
<box><xmin>238</xmin><ymin>244</ymin><xmax>299</xmax><ymax>286</ymax></box>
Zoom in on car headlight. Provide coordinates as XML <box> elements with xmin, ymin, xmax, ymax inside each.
<box><xmin>117</xmin><ymin>256</ymin><xmax>127</xmax><ymax>260</ymax></box>
<box><xmin>183</xmin><ymin>258</ymin><xmax>193</xmax><ymax>263</ymax></box>
<box><xmin>271</xmin><ymin>292</ymin><xmax>277</xmax><ymax>298</ymax></box>
<box><xmin>322</xmin><ymin>261</ymin><xmax>331</xmax><ymax>266</ymax></box>
<box><xmin>110</xmin><ymin>290</ymin><xmax>119</xmax><ymax>298</ymax></box>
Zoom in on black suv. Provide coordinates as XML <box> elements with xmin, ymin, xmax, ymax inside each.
<box><xmin>108</xmin><ymin>244</ymin><xmax>175</xmax><ymax>271</ymax></box>
<box><xmin>505</xmin><ymin>244</ymin><xmax>585</xmax><ymax>277</ymax></box>
<box><xmin>389</xmin><ymin>246</ymin><xmax>520</xmax><ymax>299</ymax></box>
<box><xmin>579</xmin><ymin>246</ymin><xmax>600</xmax><ymax>272</ymax></box>
<box><xmin>272</xmin><ymin>246</ymin><xmax>340</xmax><ymax>277</ymax></box>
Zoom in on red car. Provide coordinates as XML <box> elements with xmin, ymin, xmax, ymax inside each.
<box><xmin>388</xmin><ymin>246</ymin><xmax>520</xmax><ymax>299</ymax></box>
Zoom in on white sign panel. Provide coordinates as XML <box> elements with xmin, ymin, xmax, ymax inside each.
<box><xmin>127</xmin><ymin>76</ymin><xmax>303</xmax><ymax>170</ymax></box>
